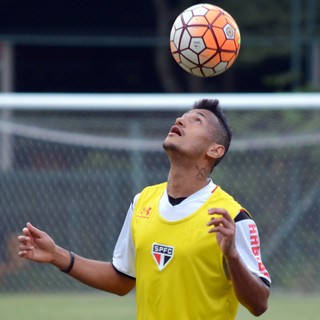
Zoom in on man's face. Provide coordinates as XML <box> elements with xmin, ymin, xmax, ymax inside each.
<box><xmin>163</xmin><ymin>109</ymin><xmax>220</xmax><ymax>158</ymax></box>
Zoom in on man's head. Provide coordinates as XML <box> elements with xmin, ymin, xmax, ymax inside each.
<box><xmin>192</xmin><ymin>99</ymin><xmax>232</xmax><ymax>168</ymax></box>
<box><xmin>163</xmin><ymin>99</ymin><xmax>232</xmax><ymax>171</ymax></box>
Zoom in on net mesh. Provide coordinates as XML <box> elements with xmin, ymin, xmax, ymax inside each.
<box><xmin>1</xmin><ymin>98</ymin><xmax>319</xmax><ymax>292</ymax></box>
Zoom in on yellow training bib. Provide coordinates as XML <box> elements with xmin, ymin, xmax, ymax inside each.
<box><xmin>132</xmin><ymin>182</ymin><xmax>243</xmax><ymax>320</ymax></box>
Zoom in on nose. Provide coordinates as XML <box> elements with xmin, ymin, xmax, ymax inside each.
<box><xmin>175</xmin><ymin>115</ymin><xmax>185</xmax><ymax>127</ymax></box>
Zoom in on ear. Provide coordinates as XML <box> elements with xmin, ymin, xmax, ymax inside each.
<box><xmin>206</xmin><ymin>143</ymin><xmax>225</xmax><ymax>160</ymax></box>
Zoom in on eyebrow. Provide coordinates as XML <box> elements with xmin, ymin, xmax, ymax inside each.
<box><xmin>187</xmin><ymin>110</ymin><xmax>208</xmax><ymax>118</ymax></box>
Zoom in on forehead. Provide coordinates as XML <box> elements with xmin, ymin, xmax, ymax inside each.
<box><xmin>185</xmin><ymin>109</ymin><xmax>218</xmax><ymax>123</ymax></box>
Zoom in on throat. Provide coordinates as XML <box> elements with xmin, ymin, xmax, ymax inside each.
<box><xmin>168</xmin><ymin>195</ymin><xmax>187</xmax><ymax>206</ymax></box>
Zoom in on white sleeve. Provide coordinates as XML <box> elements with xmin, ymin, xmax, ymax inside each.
<box><xmin>235</xmin><ymin>219</ymin><xmax>271</xmax><ymax>285</ymax></box>
<box><xmin>112</xmin><ymin>194</ymin><xmax>140</xmax><ymax>278</ymax></box>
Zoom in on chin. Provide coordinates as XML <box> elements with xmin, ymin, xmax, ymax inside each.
<box><xmin>162</xmin><ymin>141</ymin><xmax>180</xmax><ymax>152</ymax></box>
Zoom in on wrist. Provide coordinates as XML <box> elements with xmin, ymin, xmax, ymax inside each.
<box><xmin>51</xmin><ymin>246</ymin><xmax>74</xmax><ymax>272</ymax></box>
<box><xmin>60</xmin><ymin>251</ymin><xmax>75</xmax><ymax>273</ymax></box>
<box><xmin>224</xmin><ymin>248</ymin><xmax>240</xmax><ymax>261</ymax></box>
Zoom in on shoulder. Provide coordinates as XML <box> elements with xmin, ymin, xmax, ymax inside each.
<box><xmin>136</xmin><ymin>182</ymin><xmax>167</xmax><ymax>202</ymax></box>
<box><xmin>131</xmin><ymin>182</ymin><xmax>167</xmax><ymax>211</ymax></box>
<box><xmin>235</xmin><ymin>210</ymin><xmax>252</xmax><ymax>222</ymax></box>
<box><xmin>211</xmin><ymin>186</ymin><xmax>246</xmax><ymax>219</ymax></box>
<box><xmin>140</xmin><ymin>182</ymin><xmax>167</xmax><ymax>194</ymax></box>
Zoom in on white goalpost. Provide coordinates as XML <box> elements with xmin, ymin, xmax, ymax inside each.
<box><xmin>0</xmin><ymin>92</ymin><xmax>319</xmax><ymax>110</ymax></box>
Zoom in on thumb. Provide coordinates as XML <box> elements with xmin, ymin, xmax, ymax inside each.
<box><xmin>26</xmin><ymin>222</ymin><xmax>44</xmax><ymax>238</ymax></box>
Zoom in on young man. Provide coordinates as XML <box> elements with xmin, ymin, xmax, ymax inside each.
<box><xmin>18</xmin><ymin>99</ymin><xmax>270</xmax><ymax>319</ymax></box>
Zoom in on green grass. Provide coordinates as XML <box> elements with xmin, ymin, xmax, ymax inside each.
<box><xmin>0</xmin><ymin>291</ymin><xmax>319</xmax><ymax>319</ymax></box>
<box><xmin>237</xmin><ymin>291</ymin><xmax>319</xmax><ymax>319</ymax></box>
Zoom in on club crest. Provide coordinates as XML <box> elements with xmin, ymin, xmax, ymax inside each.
<box><xmin>152</xmin><ymin>243</ymin><xmax>174</xmax><ymax>271</ymax></box>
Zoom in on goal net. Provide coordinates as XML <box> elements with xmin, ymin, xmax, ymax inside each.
<box><xmin>1</xmin><ymin>93</ymin><xmax>319</xmax><ymax>292</ymax></box>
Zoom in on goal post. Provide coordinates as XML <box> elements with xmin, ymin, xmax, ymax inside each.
<box><xmin>0</xmin><ymin>92</ymin><xmax>319</xmax><ymax>110</ymax></box>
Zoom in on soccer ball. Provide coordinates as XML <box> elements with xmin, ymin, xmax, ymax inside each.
<box><xmin>170</xmin><ymin>3</ymin><xmax>241</xmax><ymax>77</ymax></box>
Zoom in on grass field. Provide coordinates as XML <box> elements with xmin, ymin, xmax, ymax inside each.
<box><xmin>0</xmin><ymin>291</ymin><xmax>318</xmax><ymax>319</ymax></box>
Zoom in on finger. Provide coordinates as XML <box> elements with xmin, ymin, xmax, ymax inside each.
<box><xmin>208</xmin><ymin>208</ymin><xmax>228</xmax><ymax>215</ymax></box>
<box><xmin>208</xmin><ymin>208</ymin><xmax>233</xmax><ymax>223</ymax></box>
<box><xmin>26</xmin><ymin>222</ymin><xmax>44</xmax><ymax>238</ymax></box>
<box><xmin>17</xmin><ymin>235</ymin><xmax>31</xmax><ymax>244</ymax></box>
<box><xmin>18</xmin><ymin>250</ymin><xmax>32</xmax><ymax>258</ymax></box>
<box><xmin>207</xmin><ymin>218</ymin><xmax>235</xmax><ymax>235</ymax></box>
<box><xmin>207</xmin><ymin>217</ymin><xmax>233</xmax><ymax>228</ymax></box>
<box><xmin>18</xmin><ymin>251</ymin><xmax>27</xmax><ymax>257</ymax></box>
<box><xmin>22</xmin><ymin>227</ymin><xmax>31</xmax><ymax>237</ymax></box>
<box><xmin>208</xmin><ymin>225</ymin><xmax>234</xmax><ymax>234</ymax></box>
<box><xmin>207</xmin><ymin>217</ymin><xmax>224</xmax><ymax>225</ymax></box>
<box><xmin>18</xmin><ymin>244</ymin><xmax>34</xmax><ymax>251</ymax></box>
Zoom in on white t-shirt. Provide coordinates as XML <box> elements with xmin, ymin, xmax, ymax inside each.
<box><xmin>113</xmin><ymin>181</ymin><xmax>271</xmax><ymax>285</ymax></box>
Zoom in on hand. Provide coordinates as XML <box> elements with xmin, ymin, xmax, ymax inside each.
<box><xmin>18</xmin><ymin>222</ymin><xmax>56</xmax><ymax>263</ymax></box>
<box><xmin>207</xmin><ymin>208</ymin><xmax>238</xmax><ymax>259</ymax></box>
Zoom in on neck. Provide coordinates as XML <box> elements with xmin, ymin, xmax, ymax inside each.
<box><xmin>166</xmin><ymin>164</ymin><xmax>211</xmax><ymax>198</ymax></box>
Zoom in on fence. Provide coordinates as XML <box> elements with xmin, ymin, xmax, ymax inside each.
<box><xmin>0</xmin><ymin>93</ymin><xmax>319</xmax><ymax>292</ymax></box>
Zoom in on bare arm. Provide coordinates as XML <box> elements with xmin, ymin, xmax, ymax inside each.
<box><xmin>18</xmin><ymin>222</ymin><xmax>135</xmax><ymax>296</ymax></box>
<box><xmin>223</xmin><ymin>252</ymin><xmax>269</xmax><ymax>316</ymax></box>
<box><xmin>207</xmin><ymin>208</ymin><xmax>269</xmax><ymax>316</ymax></box>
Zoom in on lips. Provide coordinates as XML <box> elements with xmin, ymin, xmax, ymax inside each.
<box><xmin>169</xmin><ymin>125</ymin><xmax>182</xmax><ymax>136</ymax></box>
